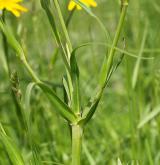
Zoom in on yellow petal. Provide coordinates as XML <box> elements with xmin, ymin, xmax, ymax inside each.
<box><xmin>68</xmin><ymin>0</ymin><xmax>97</xmax><ymax>11</ymax></box>
<box><xmin>6</xmin><ymin>6</ymin><xmax>21</xmax><ymax>17</ymax></box>
<box><xmin>9</xmin><ymin>3</ymin><xmax>28</xmax><ymax>12</ymax></box>
<box><xmin>0</xmin><ymin>0</ymin><xmax>28</xmax><ymax>17</ymax></box>
<box><xmin>68</xmin><ymin>1</ymin><xmax>76</xmax><ymax>11</ymax></box>
<box><xmin>88</xmin><ymin>0</ymin><xmax>97</xmax><ymax>7</ymax></box>
<box><xmin>81</xmin><ymin>0</ymin><xmax>97</xmax><ymax>7</ymax></box>
<box><xmin>76</xmin><ymin>5</ymin><xmax>82</xmax><ymax>10</ymax></box>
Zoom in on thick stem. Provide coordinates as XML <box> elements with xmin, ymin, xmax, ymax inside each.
<box><xmin>72</xmin><ymin>125</ymin><xmax>83</xmax><ymax>165</ymax></box>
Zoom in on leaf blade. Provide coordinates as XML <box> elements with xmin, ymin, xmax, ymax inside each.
<box><xmin>70</xmin><ymin>52</ymin><xmax>80</xmax><ymax>114</ymax></box>
<box><xmin>0</xmin><ymin>124</ymin><xmax>25</xmax><ymax>165</ymax></box>
<box><xmin>38</xmin><ymin>82</ymin><xmax>77</xmax><ymax>123</ymax></box>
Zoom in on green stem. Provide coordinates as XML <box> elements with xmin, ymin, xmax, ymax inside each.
<box><xmin>54</xmin><ymin>0</ymin><xmax>73</xmax><ymax>52</ymax></box>
<box><xmin>99</xmin><ymin>3</ymin><xmax>128</xmax><ymax>87</ymax></box>
<box><xmin>81</xmin><ymin>2</ymin><xmax>129</xmax><ymax>125</ymax></box>
<box><xmin>66</xmin><ymin>8</ymin><xmax>75</xmax><ymax>28</ymax></box>
<box><xmin>2</xmin><ymin>12</ymin><xmax>10</xmax><ymax>75</ymax></box>
<box><xmin>72</xmin><ymin>125</ymin><xmax>83</xmax><ymax>165</ymax></box>
<box><xmin>1</xmin><ymin>13</ymin><xmax>26</xmax><ymax>137</ymax></box>
<box><xmin>22</xmin><ymin>59</ymin><xmax>41</xmax><ymax>83</ymax></box>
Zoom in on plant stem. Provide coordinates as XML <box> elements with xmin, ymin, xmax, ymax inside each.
<box><xmin>81</xmin><ymin>2</ymin><xmax>129</xmax><ymax>126</ymax></box>
<box><xmin>66</xmin><ymin>8</ymin><xmax>75</xmax><ymax>28</ymax></box>
<box><xmin>1</xmin><ymin>12</ymin><xmax>26</xmax><ymax>133</ymax></box>
<box><xmin>22</xmin><ymin>59</ymin><xmax>41</xmax><ymax>83</ymax></box>
<box><xmin>72</xmin><ymin>124</ymin><xmax>83</xmax><ymax>165</ymax></box>
<box><xmin>99</xmin><ymin>2</ymin><xmax>128</xmax><ymax>87</ymax></box>
<box><xmin>54</xmin><ymin>0</ymin><xmax>73</xmax><ymax>52</ymax></box>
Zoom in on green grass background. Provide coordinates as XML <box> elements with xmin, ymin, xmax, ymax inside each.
<box><xmin>0</xmin><ymin>0</ymin><xmax>160</xmax><ymax>164</ymax></box>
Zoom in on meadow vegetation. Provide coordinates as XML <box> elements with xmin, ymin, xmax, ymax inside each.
<box><xmin>0</xmin><ymin>0</ymin><xmax>160</xmax><ymax>164</ymax></box>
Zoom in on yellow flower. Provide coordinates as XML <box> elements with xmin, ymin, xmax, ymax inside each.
<box><xmin>68</xmin><ymin>0</ymin><xmax>97</xmax><ymax>11</ymax></box>
<box><xmin>0</xmin><ymin>0</ymin><xmax>28</xmax><ymax>17</ymax></box>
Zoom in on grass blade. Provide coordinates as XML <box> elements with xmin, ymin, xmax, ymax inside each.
<box><xmin>117</xmin><ymin>158</ymin><xmax>123</xmax><ymax>165</ymax></box>
<box><xmin>0</xmin><ymin>20</ymin><xmax>25</xmax><ymax>61</ymax></box>
<box><xmin>38</xmin><ymin>82</ymin><xmax>77</xmax><ymax>123</ymax></box>
<box><xmin>79</xmin><ymin>90</ymin><xmax>102</xmax><ymax>126</ymax></box>
<box><xmin>138</xmin><ymin>105</ymin><xmax>160</xmax><ymax>129</ymax></box>
<box><xmin>0</xmin><ymin>124</ymin><xmax>25</xmax><ymax>165</ymax></box>
<box><xmin>70</xmin><ymin>52</ymin><xmax>80</xmax><ymax>114</ymax></box>
<box><xmin>40</xmin><ymin>0</ymin><xmax>60</xmax><ymax>44</ymax></box>
<box><xmin>24</xmin><ymin>82</ymin><xmax>37</xmax><ymax>129</ymax></box>
<box><xmin>25</xmin><ymin>81</ymin><xmax>76</xmax><ymax>123</ymax></box>
<box><xmin>83</xmin><ymin>143</ymin><xmax>95</xmax><ymax>165</ymax></box>
<box><xmin>73</xmin><ymin>0</ymin><xmax>110</xmax><ymax>41</ymax></box>
<box><xmin>79</xmin><ymin>3</ymin><xmax>128</xmax><ymax>125</ymax></box>
<box><xmin>132</xmin><ymin>24</ymin><xmax>148</xmax><ymax>89</ymax></box>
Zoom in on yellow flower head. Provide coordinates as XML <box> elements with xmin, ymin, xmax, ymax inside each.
<box><xmin>0</xmin><ymin>0</ymin><xmax>28</xmax><ymax>17</ymax></box>
<box><xmin>68</xmin><ymin>0</ymin><xmax>97</xmax><ymax>11</ymax></box>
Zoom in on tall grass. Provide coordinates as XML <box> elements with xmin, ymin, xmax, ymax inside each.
<box><xmin>0</xmin><ymin>0</ymin><xmax>160</xmax><ymax>164</ymax></box>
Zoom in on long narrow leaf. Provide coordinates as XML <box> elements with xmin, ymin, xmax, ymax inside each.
<box><xmin>40</xmin><ymin>0</ymin><xmax>60</xmax><ymax>45</ymax></box>
<box><xmin>25</xmin><ymin>81</ymin><xmax>77</xmax><ymax>122</ymax></box>
<box><xmin>70</xmin><ymin>52</ymin><xmax>80</xmax><ymax>114</ymax></box>
<box><xmin>38</xmin><ymin>82</ymin><xmax>77</xmax><ymax>123</ymax></box>
<box><xmin>0</xmin><ymin>20</ymin><xmax>25</xmax><ymax>60</ymax></box>
<box><xmin>138</xmin><ymin>105</ymin><xmax>160</xmax><ymax>129</ymax></box>
<box><xmin>68</xmin><ymin>42</ymin><xmax>153</xmax><ymax>61</ymax></box>
<box><xmin>132</xmin><ymin>24</ymin><xmax>148</xmax><ymax>89</ymax></box>
<box><xmin>73</xmin><ymin>0</ymin><xmax>111</xmax><ymax>41</ymax></box>
<box><xmin>79</xmin><ymin>4</ymin><xmax>128</xmax><ymax>125</ymax></box>
<box><xmin>63</xmin><ymin>77</ymin><xmax>71</xmax><ymax>105</ymax></box>
<box><xmin>0</xmin><ymin>124</ymin><xmax>25</xmax><ymax>165</ymax></box>
<box><xmin>24</xmin><ymin>83</ymin><xmax>43</xmax><ymax>165</ymax></box>
<box><xmin>24</xmin><ymin>82</ymin><xmax>37</xmax><ymax>130</ymax></box>
<box><xmin>40</xmin><ymin>0</ymin><xmax>70</xmax><ymax>72</ymax></box>
<box><xmin>78</xmin><ymin>90</ymin><xmax>102</xmax><ymax>126</ymax></box>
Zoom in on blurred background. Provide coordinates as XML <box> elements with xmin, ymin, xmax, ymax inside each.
<box><xmin>0</xmin><ymin>0</ymin><xmax>160</xmax><ymax>164</ymax></box>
